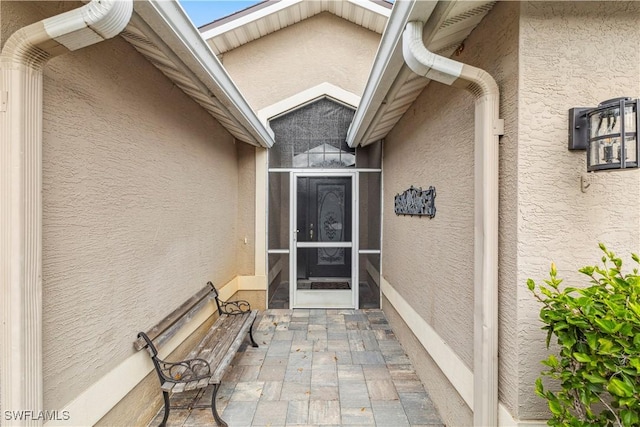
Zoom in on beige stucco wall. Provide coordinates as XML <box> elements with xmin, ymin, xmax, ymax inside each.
<box><xmin>3</xmin><ymin>1</ymin><xmax>249</xmax><ymax>413</ymax></box>
<box><xmin>517</xmin><ymin>1</ymin><xmax>640</xmax><ymax>419</ymax></box>
<box><xmin>220</xmin><ymin>12</ymin><xmax>381</xmax><ymax>111</ymax></box>
<box><xmin>385</xmin><ymin>1</ymin><xmax>640</xmax><ymax>423</ymax></box>
<box><xmin>382</xmin><ymin>1</ymin><xmax>519</xmax><ymax>423</ymax></box>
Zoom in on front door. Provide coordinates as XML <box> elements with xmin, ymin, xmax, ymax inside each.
<box><xmin>292</xmin><ymin>173</ymin><xmax>356</xmax><ymax>308</ymax></box>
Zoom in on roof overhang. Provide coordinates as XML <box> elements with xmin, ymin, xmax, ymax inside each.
<box><xmin>200</xmin><ymin>0</ymin><xmax>392</xmax><ymax>55</ymax></box>
<box><xmin>347</xmin><ymin>0</ymin><xmax>495</xmax><ymax>147</ymax></box>
<box><xmin>121</xmin><ymin>1</ymin><xmax>275</xmax><ymax>148</ymax></box>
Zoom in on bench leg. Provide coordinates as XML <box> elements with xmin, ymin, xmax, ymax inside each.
<box><xmin>159</xmin><ymin>391</ymin><xmax>170</xmax><ymax>427</ymax></box>
<box><xmin>210</xmin><ymin>383</ymin><xmax>228</xmax><ymax>427</ymax></box>
<box><xmin>249</xmin><ymin>317</ymin><xmax>259</xmax><ymax>348</ymax></box>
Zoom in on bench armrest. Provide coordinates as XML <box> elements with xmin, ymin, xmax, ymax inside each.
<box><xmin>157</xmin><ymin>357</ymin><xmax>212</xmax><ymax>383</ymax></box>
<box><xmin>219</xmin><ymin>299</ymin><xmax>251</xmax><ymax>315</ymax></box>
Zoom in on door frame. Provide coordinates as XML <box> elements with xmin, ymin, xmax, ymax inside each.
<box><xmin>290</xmin><ymin>170</ymin><xmax>358</xmax><ymax>308</ymax></box>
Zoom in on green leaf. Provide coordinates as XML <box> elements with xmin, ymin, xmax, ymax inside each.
<box><xmin>608</xmin><ymin>377</ymin><xmax>634</xmax><ymax>397</ymax></box>
<box><xmin>621</xmin><ymin>409</ymin><xmax>639</xmax><ymax>426</ymax></box>
<box><xmin>573</xmin><ymin>353</ymin><xmax>592</xmax><ymax>363</ymax></box>
<box><xmin>548</xmin><ymin>398</ymin><xmax>563</xmax><ymax>415</ymax></box>
<box><xmin>527</xmin><ymin>278</ymin><xmax>535</xmax><ymax>291</ymax></box>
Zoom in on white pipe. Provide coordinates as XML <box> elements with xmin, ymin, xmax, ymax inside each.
<box><xmin>0</xmin><ymin>1</ymin><xmax>132</xmax><ymax>425</ymax></box>
<box><xmin>402</xmin><ymin>21</ymin><xmax>502</xmax><ymax>427</ymax></box>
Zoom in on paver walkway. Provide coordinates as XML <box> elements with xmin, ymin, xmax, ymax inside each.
<box><xmin>150</xmin><ymin>309</ymin><xmax>444</xmax><ymax>426</ymax></box>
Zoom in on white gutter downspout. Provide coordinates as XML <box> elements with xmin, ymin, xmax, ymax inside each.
<box><xmin>403</xmin><ymin>21</ymin><xmax>503</xmax><ymax>427</ymax></box>
<box><xmin>0</xmin><ymin>1</ymin><xmax>132</xmax><ymax>424</ymax></box>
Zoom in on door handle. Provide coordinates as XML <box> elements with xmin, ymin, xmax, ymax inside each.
<box><xmin>310</xmin><ymin>223</ymin><xmax>314</xmax><ymax>240</ymax></box>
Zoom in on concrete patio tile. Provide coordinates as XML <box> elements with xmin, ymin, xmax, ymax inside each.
<box><xmin>312</xmin><ymin>339</ymin><xmax>328</xmax><ymax>352</ymax></box>
<box><xmin>150</xmin><ymin>408</ymin><xmax>190</xmax><ymax>427</ymax></box>
<box><xmin>311</xmin><ymin>365</ymin><xmax>338</xmax><ymax>386</ymax></box>
<box><xmin>274</xmin><ymin>330</ymin><xmax>295</xmax><ymax>341</ymax></box>
<box><xmin>258</xmin><ymin>364</ymin><xmax>287</xmax><ymax>381</ymax></box>
<box><xmin>394</xmin><ymin>379</ymin><xmax>426</xmax><ymax>393</ymax></box>
<box><xmin>281</xmin><ymin>381</ymin><xmax>311</xmax><ymax>400</ymax></box>
<box><xmin>384</xmin><ymin>351</ymin><xmax>412</xmax><ymax>365</ymax></box>
<box><xmin>371</xmin><ymin>400</ymin><xmax>410</xmax><ymax>426</ymax></box>
<box><xmin>399</xmin><ymin>392</ymin><xmax>442</xmax><ymax>425</ymax></box>
<box><xmin>362</xmin><ymin>365</ymin><xmax>392</xmax><ymax>380</ymax></box>
<box><xmin>327</xmin><ymin>339</ymin><xmax>350</xmax><ymax>352</ymax></box>
<box><xmin>312</xmin><ymin>351</ymin><xmax>337</xmax><ymax>366</ymax></box>
<box><xmin>182</xmin><ymin>408</ymin><xmax>216</xmax><ymax>426</ymax></box>
<box><xmin>148</xmin><ymin>309</ymin><xmax>443</xmax><ymax>427</ymax></box>
<box><xmin>230</xmin><ymin>381</ymin><xmax>265</xmax><ymax>401</ymax></box>
<box><xmin>340</xmin><ymin>406</ymin><xmax>375</xmax><ymax>425</ymax></box>
<box><xmin>366</xmin><ymin>379</ymin><xmax>399</xmax><ymax>400</ymax></box>
<box><xmin>260</xmin><ymin>381</ymin><xmax>283</xmax><ymax>401</ymax></box>
<box><xmin>351</xmin><ymin>350</ymin><xmax>385</xmax><ymax>365</ymax></box>
<box><xmin>286</xmin><ymin>400</ymin><xmax>310</xmax><ymax>425</ymax></box>
<box><xmin>310</xmin><ymin>384</ymin><xmax>339</xmax><ymax>401</ymax></box>
<box><xmin>263</xmin><ymin>355</ymin><xmax>288</xmax><ymax>366</ymax></box>
<box><xmin>338</xmin><ymin>381</ymin><xmax>370</xmax><ymax>407</ymax></box>
<box><xmin>308</xmin><ymin>400</ymin><xmax>341</xmax><ymax>425</ymax></box>
<box><xmin>285</xmin><ymin>364</ymin><xmax>312</xmax><ymax>383</ymax></box>
<box><xmin>253</xmin><ymin>400</ymin><xmax>289</xmax><ymax>426</ymax></box>
<box><xmin>221</xmin><ymin>401</ymin><xmax>258</xmax><ymax>426</ymax></box>
<box><xmin>388</xmin><ymin>364</ymin><xmax>420</xmax><ymax>381</ymax></box>
<box><xmin>327</xmin><ymin>330</ymin><xmax>348</xmax><ymax>340</ymax></box>
<box><xmin>337</xmin><ymin>365</ymin><xmax>364</xmax><ymax>382</ymax></box>
<box><xmin>239</xmin><ymin>365</ymin><xmax>261</xmax><ymax>381</ymax></box>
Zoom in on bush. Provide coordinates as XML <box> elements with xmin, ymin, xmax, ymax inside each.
<box><xmin>528</xmin><ymin>244</ymin><xmax>640</xmax><ymax>426</ymax></box>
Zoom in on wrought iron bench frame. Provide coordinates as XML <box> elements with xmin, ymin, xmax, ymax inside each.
<box><xmin>135</xmin><ymin>281</ymin><xmax>258</xmax><ymax>427</ymax></box>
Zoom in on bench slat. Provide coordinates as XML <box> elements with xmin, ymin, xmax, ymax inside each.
<box><xmin>211</xmin><ymin>311</ymin><xmax>258</xmax><ymax>383</ymax></box>
<box><xmin>134</xmin><ymin>284</ymin><xmax>214</xmax><ymax>351</ymax></box>
<box><xmin>161</xmin><ymin>381</ymin><xmax>176</xmax><ymax>393</ymax></box>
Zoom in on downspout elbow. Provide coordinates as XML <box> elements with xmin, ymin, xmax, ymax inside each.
<box><xmin>402</xmin><ymin>21</ymin><xmax>498</xmax><ymax>99</ymax></box>
<box><xmin>0</xmin><ymin>0</ymin><xmax>133</xmax><ymax>69</ymax></box>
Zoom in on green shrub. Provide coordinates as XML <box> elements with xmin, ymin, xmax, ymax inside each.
<box><xmin>528</xmin><ymin>244</ymin><xmax>640</xmax><ymax>426</ymax></box>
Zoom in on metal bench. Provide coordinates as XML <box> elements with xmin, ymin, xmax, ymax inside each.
<box><xmin>135</xmin><ymin>281</ymin><xmax>258</xmax><ymax>427</ymax></box>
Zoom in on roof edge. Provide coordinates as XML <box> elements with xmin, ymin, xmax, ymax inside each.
<box><xmin>133</xmin><ymin>0</ymin><xmax>274</xmax><ymax>147</ymax></box>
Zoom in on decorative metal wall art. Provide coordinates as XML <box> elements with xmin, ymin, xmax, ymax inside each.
<box><xmin>394</xmin><ymin>186</ymin><xmax>436</xmax><ymax>218</ymax></box>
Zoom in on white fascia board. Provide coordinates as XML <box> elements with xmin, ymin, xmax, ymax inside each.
<box><xmin>347</xmin><ymin>0</ymin><xmax>391</xmax><ymax>18</ymax></box>
<box><xmin>347</xmin><ymin>0</ymin><xmax>436</xmax><ymax>147</ymax></box>
<box><xmin>134</xmin><ymin>0</ymin><xmax>275</xmax><ymax>147</ymax></box>
<box><xmin>201</xmin><ymin>0</ymin><xmax>301</xmax><ymax>40</ymax></box>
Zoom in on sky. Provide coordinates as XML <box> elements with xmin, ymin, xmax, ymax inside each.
<box><xmin>179</xmin><ymin>1</ymin><xmax>264</xmax><ymax>28</ymax></box>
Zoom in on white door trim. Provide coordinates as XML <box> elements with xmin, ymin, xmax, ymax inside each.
<box><xmin>290</xmin><ymin>171</ymin><xmax>358</xmax><ymax>308</ymax></box>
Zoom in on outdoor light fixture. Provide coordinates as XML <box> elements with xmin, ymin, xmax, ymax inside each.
<box><xmin>569</xmin><ymin>97</ymin><xmax>640</xmax><ymax>171</ymax></box>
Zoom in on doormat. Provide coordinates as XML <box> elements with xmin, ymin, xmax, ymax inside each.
<box><xmin>310</xmin><ymin>281</ymin><xmax>350</xmax><ymax>290</ymax></box>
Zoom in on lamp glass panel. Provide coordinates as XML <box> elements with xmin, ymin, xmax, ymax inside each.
<box><xmin>624</xmin><ymin>105</ymin><xmax>636</xmax><ymax>133</ymax></box>
<box><xmin>589</xmin><ymin>137</ymin><xmax>622</xmax><ymax>168</ymax></box>
<box><xmin>625</xmin><ymin>135</ymin><xmax>638</xmax><ymax>164</ymax></box>
<box><xmin>590</xmin><ymin>106</ymin><xmax>621</xmax><ymax>138</ymax></box>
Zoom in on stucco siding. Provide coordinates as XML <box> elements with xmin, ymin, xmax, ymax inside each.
<box><xmin>383</xmin><ymin>1</ymin><xmax>519</xmax><ymax>421</ymax></box>
<box><xmin>237</xmin><ymin>144</ymin><xmax>257</xmax><ymax>276</ymax></box>
<box><xmin>220</xmin><ymin>12</ymin><xmax>380</xmax><ymax>111</ymax></box>
<box><xmin>4</xmin><ymin>1</ymin><xmax>242</xmax><ymax>412</ymax></box>
<box><xmin>517</xmin><ymin>1</ymin><xmax>640</xmax><ymax>419</ymax></box>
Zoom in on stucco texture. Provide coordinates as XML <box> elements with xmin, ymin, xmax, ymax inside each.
<box><xmin>220</xmin><ymin>12</ymin><xmax>381</xmax><ymax>111</ymax></box>
<box><xmin>382</xmin><ymin>1</ymin><xmax>519</xmax><ymax>422</ymax></box>
<box><xmin>3</xmin><ymin>1</ymin><xmax>249</xmax><ymax>412</ymax></box>
<box><xmin>517</xmin><ymin>1</ymin><xmax>640</xmax><ymax>419</ymax></box>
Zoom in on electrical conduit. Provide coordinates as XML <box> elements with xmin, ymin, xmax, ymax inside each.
<box><xmin>1</xmin><ymin>1</ymin><xmax>132</xmax><ymax>425</ymax></box>
<box><xmin>402</xmin><ymin>20</ymin><xmax>502</xmax><ymax>427</ymax></box>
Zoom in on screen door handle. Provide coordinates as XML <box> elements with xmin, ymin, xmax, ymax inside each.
<box><xmin>310</xmin><ymin>223</ymin><xmax>314</xmax><ymax>240</ymax></box>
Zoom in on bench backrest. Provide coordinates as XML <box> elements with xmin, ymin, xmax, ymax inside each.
<box><xmin>134</xmin><ymin>281</ymin><xmax>220</xmax><ymax>352</ymax></box>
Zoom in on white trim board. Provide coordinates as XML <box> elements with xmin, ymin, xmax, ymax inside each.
<box><xmin>44</xmin><ymin>276</ymin><xmax>250</xmax><ymax>427</ymax></box>
<box><xmin>380</xmin><ymin>276</ymin><xmax>548</xmax><ymax>427</ymax></box>
<box><xmin>257</xmin><ymin>82</ymin><xmax>361</xmax><ymax>126</ymax></box>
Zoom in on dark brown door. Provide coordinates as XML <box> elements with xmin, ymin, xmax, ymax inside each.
<box><xmin>296</xmin><ymin>176</ymin><xmax>352</xmax><ymax>279</ymax></box>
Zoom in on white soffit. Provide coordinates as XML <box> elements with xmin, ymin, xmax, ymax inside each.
<box><xmin>120</xmin><ymin>0</ymin><xmax>275</xmax><ymax>148</ymax></box>
<box><xmin>348</xmin><ymin>0</ymin><xmax>495</xmax><ymax>147</ymax></box>
<box><xmin>200</xmin><ymin>0</ymin><xmax>392</xmax><ymax>55</ymax></box>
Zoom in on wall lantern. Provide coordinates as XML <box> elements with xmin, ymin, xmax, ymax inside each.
<box><xmin>569</xmin><ymin>97</ymin><xmax>640</xmax><ymax>171</ymax></box>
